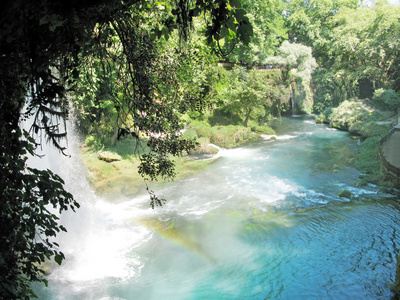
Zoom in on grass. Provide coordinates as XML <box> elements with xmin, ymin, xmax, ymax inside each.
<box><xmin>80</xmin><ymin>136</ymin><xmax>218</xmax><ymax>201</ymax></box>
<box><xmin>322</xmin><ymin>98</ymin><xmax>398</xmax><ymax>187</ymax></box>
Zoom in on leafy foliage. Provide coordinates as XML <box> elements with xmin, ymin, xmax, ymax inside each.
<box><xmin>372</xmin><ymin>89</ymin><xmax>400</xmax><ymax>111</ymax></box>
<box><xmin>265</xmin><ymin>41</ymin><xmax>317</xmax><ymax>113</ymax></box>
<box><xmin>312</xmin><ymin>68</ymin><xmax>357</xmax><ymax>114</ymax></box>
<box><xmin>285</xmin><ymin>0</ymin><xmax>359</xmax><ymax>66</ymax></box>
<box><xmin>220</xmin><ymin>66</ymin><xmax>270</xmax><ymax>126</ymax></box>
<box><xmin>326</xmin><ymin>3</ymin><xmax>400</xmax><ymax>92</ymax></box>
<box><xmin>0</xmin><ymin>0</ymin><xmax>254</xmax><ymax>298</ymax></box>
<box><xmin>226</xmin><ymin>0</ymin><xmax>287</xmax><ymax>63</ymax></box>
<box><xmin>2</xmin><ymin>0</ymin><xmax>400</xmax><ymax>297</ymax></box>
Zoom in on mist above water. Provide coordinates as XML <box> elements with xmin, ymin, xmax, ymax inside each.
<box><xmin>34</xmin><ymin>116</ymin><xmax>400</xmax><ymax>300</ymax></box>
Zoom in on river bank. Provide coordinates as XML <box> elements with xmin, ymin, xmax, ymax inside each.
<box><xmin>80</xmin><ymin>143</ymin><xmax>219</xmax><ymax>202</ymax></box>
<box><xmin>81</xmin><ymin>101</ymin><xmax>399</xmax><ymax>201</ymax></box>
<box><xmin>79</xmin><ymin>119</ymin><xmax>275</xmax><ymax>200</ymax></box>
<box><xmin>316</xmin><ymin>98</ymin><xmax>399</xmax><ymax>188</ymax></box>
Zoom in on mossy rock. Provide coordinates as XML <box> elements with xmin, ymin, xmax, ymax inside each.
<box><xmin>190</xmin><ymin>138</ymin><xmax>219</xmax><ymax>155</ymax></box>
<box><xmin>338</xmin><ymin>190</ymin><xmax>352</xmax><ymax>198</ymax></box>
<box><xmin>98</xmin><ymin>151</ymin><xmax>122</xmax><ymax>162</ymax></box>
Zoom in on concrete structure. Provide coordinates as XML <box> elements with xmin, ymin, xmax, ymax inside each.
<box><xmin>379</xmin><ymin>124</ymin><xmax>400</xmax><ymax>182</ymax></box>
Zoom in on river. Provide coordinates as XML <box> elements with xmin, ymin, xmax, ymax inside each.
<box><xmin>34</xmin><ymin>115</ymin><xmax>400</xmax><ymax>299</ymax></box>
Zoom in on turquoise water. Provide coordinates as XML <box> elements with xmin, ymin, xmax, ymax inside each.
<box><xmin>34</xmin><ymin>116</ymin><xmax>400</xmax><ymax>299</ymax></box>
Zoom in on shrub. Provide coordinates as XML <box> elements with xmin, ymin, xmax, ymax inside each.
<box><xmin>85</xmin><ymin>135</ymin><xmax>103</xmax><ymax>150</ymax></box>
<box><xmin>373</xmin><ymin>89</ymin><xmax>400</xmax><ymax>111</ymax></box>
<box><xmin>329</xmin><ymin>99</ymin><xmax>384</xmax><ymax>131</ymax></box>
<box><xmin>250</xmin><ymin>124</ymin><xmax>276</xmax><ymax>135</ymax></box>
<box><xmin>182</xmin><ymin>129</ymin><xmax>198</xmax><ymax>140</ymax></box>
<box><xmin>359</xmin><ymin>122</ymin><xmax>392</xmax><ymax>138</ymax></box>
<box><xmin>188</xmin><ymin>121</ymin><xmax>259</xmax><ymax>148</ymax></box>
<box><xmin>190</xmin><ymin>137</ymin><xmax>219</xmax><ymax>155</ymax></box>
<box><xmin>315</xmin><ymin>114</ymin><xmax>326</xmax><ymax>124</ymax></box>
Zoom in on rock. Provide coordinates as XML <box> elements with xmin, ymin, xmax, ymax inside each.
<box><xmin>338</xmin><ymin>190</ymin><xmax>352</xmax><ymax>198</ymax></box>
<box><xmin>261</xmin><ymin>134</ymin><xmax>277</xmax><ymax>141</ymax></box>
<box><xmin>98</xmin><ymin>151</ymin><xmax>122</xmax><ymax>162</ymax></box>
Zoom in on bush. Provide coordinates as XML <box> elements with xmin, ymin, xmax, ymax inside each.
<box><xmin>373</xmin><ymin>89</ymin><xmax>400</xmax><ymax>111</ymax></box>
<box><xmin>354</xmin><ymin>136</ymin><xmax>385</xmax><ymax>185</ymax></box>
<box><xmin>182</xmin><ymin>129</ymin><xmax>198</xmax><ymax>139</ymax></box>
<box><xmin>188</xmin><ymin>121</ymin><xmax>259</xmax><ymax>148</ymax></box>
<box><xmin>209</xmin><ymin>109</ymin><xmax>242</xmax><ymax>126</ymax></box>
<box><xmin>85</xmin><ymin>135</ymin><xmax>103</xmax><ymax>150</ymax></box>
<box><xmin>250</xmin><ymin>124</ymin><xmax>276</xmax><ymax>135</ymax></box>
<box><xmin>359</xmin><ymin>122</ymin><xmax>392</xmax><ymax>138</ymax></box>
<box><xmin>190</xmin><ymin>137</ymin><xmax>219</xmax><ymax>155</ymax></box>
<box><xmin>315</xmin><ymin>114</ymin><xmax>326</xmax><ymax>124</ymax></box>
<box><xmin>328</xmin><ymin>99</ymin><xmax>384</xmax><ymax>131</ymax></box>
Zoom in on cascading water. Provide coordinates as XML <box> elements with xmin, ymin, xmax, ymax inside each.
<box><xmin>33</xmin><ymin>115</ymin><xmax>400</xmax><ymax>300</ymax></box>
<box><xmin>290</xmin><ymin>83</ymin><xmax>295</xmax><ymax>115</ymax></box>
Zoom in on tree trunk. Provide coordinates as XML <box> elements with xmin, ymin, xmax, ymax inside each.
<box><xmin>244</xmin><ymin>108</ymin><xmax>252</xmax><ymax>127</ymax></box>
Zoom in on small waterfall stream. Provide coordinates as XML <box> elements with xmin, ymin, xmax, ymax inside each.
<box><xmin>33</xmin><ymin>116</ymin><xmax>400</xmax><ymax>300</ymax></box>
<box><xmin>290</xmin><ymin>83</ymin><xmax>295</xmax><ymax>115</ymax></box>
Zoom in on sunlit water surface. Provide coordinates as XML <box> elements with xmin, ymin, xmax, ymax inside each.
<box><xmin>34</xmin><ymin>116</ymin><xmax>400</xmax><ymax>299</ymax></box>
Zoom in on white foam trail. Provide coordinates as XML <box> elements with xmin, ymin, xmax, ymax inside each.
<box><xmin>261</xmin><ymin>134</ymin><xmax>277</xmax><ymax>140</ymax></box>
<box><xmin>219</xmin><ymin>147</ymin><xmax>255</xmax><ymax>158</ymax></box>
<box><xmin>335</xmin><ymin>183</ymin><xmax>378</xmax><ymax>197</ymax></box>
<box><xmin>276</xmin><ymin>134</ymin><xmax>297</xmax><ymax>140</ymax></box>
<box><xmin>209</xmin><ymin>143</ymin><xmax>223</xmax><ymax>151</ymax></box>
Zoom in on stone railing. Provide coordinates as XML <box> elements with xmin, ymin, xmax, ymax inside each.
<box><xmin>378</xmin><ymin>127</ymin><xmax>400</xmax><ymax>181</ymax></box>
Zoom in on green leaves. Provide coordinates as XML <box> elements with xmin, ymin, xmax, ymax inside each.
<box><xmin>236</xmin><ymin>20</ymin><xmax>252</xmax><ymax>45</ymax></box>
<box><xmin>229</xmin><ymin>0</ymin><xmax>242</xmax><ymax>8</ymax></box>
<box><xmin>54</xmin><ymin>253</ymin><xmax>65</xmax><ymax>265</ymax></box>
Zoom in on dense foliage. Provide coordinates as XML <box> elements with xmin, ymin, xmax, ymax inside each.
<box><xmin>1</xmin><ymin>0</ymin><xmax>400</xmax><ymax>298</ymax></box>
<box><xmin>0</xmin><ymin>0</ymin><xmax>253</xmax><ymax>298</ymax></box>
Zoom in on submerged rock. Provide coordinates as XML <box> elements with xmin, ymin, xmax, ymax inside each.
<box><xmin>338</xmin><ymin>190</ymin><xmax>352</xmax><ymax>198</ymax></box>
<box><xmin>98</xmin><ymin>151</ymin><xmax>122</xmax><ymax>162</ymax></box>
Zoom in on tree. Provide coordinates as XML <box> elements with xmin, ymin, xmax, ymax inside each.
<box><xmin>0</xmin><ymin>0</ymin><xmax>253</xmax><ymax>298</ymax></box>
<box><xmin>226</xmin><ymin>0</ymin><xmax>288</xmax><ymax>64</ymax></box>
<box><xmin>326</xmin><ymin>2</ymin><xmax>400</xmax><ymax>94</ymax></box>
<box><xmin>284</xmin><ymin>0</ymin><xmax>359</xmax><ymax>67</ymax></box>
<box><xmin>265</xmin><ymin>41</ymin><xmax>317</xmax><ymax>113</ymax></box>
<box><xmin>221</xmin><ymin>66</ymin><xmax>269</xmax><ymax>126</ymax></box>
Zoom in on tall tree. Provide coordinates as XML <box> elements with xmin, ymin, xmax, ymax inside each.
<box><xmin>284</xmin><ymin>0</ymin><xmax>359</xmax><ymax>67</ymax></box>
<box><xmin>327</xmin><ymin>2</ymin><xmax>400</xmax><ymax>93</ymax></box>
<box><xmin>226</xmin><ymin>0</ymin><xmax>288</xmax><ymax>64</ymax></box>
<box><xmin>222</xmin><ymin>66</ymin><xmax>269</xmax><ymax>126</ymax></box>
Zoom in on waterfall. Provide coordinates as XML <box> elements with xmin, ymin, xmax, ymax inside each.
<box><xmin>26</xmin><ymin>118</ymin><xmax>153</xmax><ymax>296</ymax></box>
<box><xmin>290</xmin><ymin>83</ymin><xmax>295</xmax><ymax>115</ymax></box>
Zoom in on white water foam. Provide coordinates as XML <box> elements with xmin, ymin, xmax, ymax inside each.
<box><xmin>219</xmin><ymin>147</ymin><xmax>255</xmax><ymax>158</ymax></box>
<box><xmin>334</xmin><ymin>183</ymin><xmax>379</xmax><ymax>198</ymax></box>
<box><xmin>261</xmin><ymin>134</ymin><xmax>277</xmax><ymax>140</ymax></box>
<box><xmin>255</xmin><ymin>177</ymin><xmax>298</xmax><ymax>204</ymax></box>
<box><xmin>276</xmin><ymin>134</ymin><xmax>298</xmax><ymax>140</ymax></box>
<box><xmin>23</xmin><ymin>118</ymin><xmax>153</xmax><ymax>293</ymax></box>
